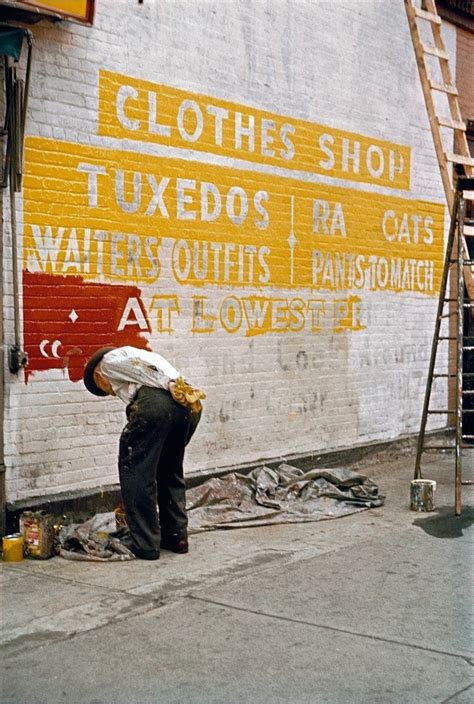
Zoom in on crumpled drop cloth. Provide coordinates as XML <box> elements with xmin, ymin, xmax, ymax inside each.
<box><xmin>186</xmin><ymin>463</ymin><xmax>384</xmax><ymax>531</ymax></box>
<box><xmin>59</xmin><ymin>512</ymin><xmax>135</xmax><ymax>561</ymax></box>
<box><xmin>58</xmin><ymin>463</ymin><xmax>384</xmax><ymax>561</ymax></box>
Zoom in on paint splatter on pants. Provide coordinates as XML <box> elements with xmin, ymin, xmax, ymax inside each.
<box><xmin>118</xmin><ymin>386</ymin><xmax>201</xmax><ymax>559</ymax></box>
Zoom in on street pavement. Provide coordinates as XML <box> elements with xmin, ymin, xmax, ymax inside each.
<box><xmin>1</xmin><ymin>446</ymin><xmax>473</xmax><ymax>704</ymax></box>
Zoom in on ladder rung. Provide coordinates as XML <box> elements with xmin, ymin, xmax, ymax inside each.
<box><xmin>464</xmin><ymin>226</ymin><xmax>474</xmax><ymax>236</ymax></box>
<box><xmin>423</xmin><ymin>446</ymin><xmax>455</xmax><ymax>451</ymax></box>
<box><xmin>422</xmin><ymin>44</ymin><xmax>449</xmax><ymax>59</ymax></box>
<box><xmin>446</xmin><ymin>152</ymin><xmax>474</xmax><ymax>167</ymax></box>
<box><xmin>439</xmin><ymin>336</ymin><xmax>456</xmax><ymax>341</ymax></box>
<box><xmin>428</xmin><ymin>409</ymin><xmax>474</xmax><ymax>414</ymax></box>
<box><xmin>413</xmin><ymin>7</ymin><xmax>441</xmax><ymax>24</ymax></box>
<box><xmin>462</xmin><ymin>435</ymin><xmax>474</xmax><ymax>439</ymax></box>
<box><xmin>437</xmin><ymin>116</ymin><xmax>466</xmax><ymax>130</ymax></box>
<box><xmin>462</xmin><ymin>390</ymin><xmax>474</xmax><ymax>395</ymax></box>
<box><xmin>430</xmin><ymin>81</ymin><xmax>458</xmax><ymax>95</ymax></box>
<box><xmin>463</xmin><ymin>346</ymin><xmax>474</xmax><ymax>351</ymax></box>
<box><xmin>444</xmin><ymin>299</ymin><xmax>474</xmax><ymax>306</ymax></box>
<box><xmin>433</xmin><ymin>374</ymin><xmax>456</xmax><ymax>378</ymax></box>
<box><xmin>461</xmin><ymin>480</ymin><xmax>474</xmax><ymax>485</ymax></box>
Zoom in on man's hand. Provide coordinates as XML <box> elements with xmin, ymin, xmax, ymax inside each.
<box><xmin>169</xmin><ymin>377</ymin><xmax>205</xmax><ymax>412</ymax></box>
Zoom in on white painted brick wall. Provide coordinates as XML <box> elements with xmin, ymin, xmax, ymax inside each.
<box><xmin>2</xmin><ymin>0</ymin><xmax>454</xmax><ymax>501</ymax></box>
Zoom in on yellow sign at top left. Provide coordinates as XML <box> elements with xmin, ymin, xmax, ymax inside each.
<box><xmin>21</xmin><ymin>0</ymin><xmax>94</xmax><ymax>23</ymax></box>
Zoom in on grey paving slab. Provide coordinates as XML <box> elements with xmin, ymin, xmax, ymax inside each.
<box><xmin>193</xmin><ymin>523</ymin><xmax>474</xmax><ymax>659</ymax></box>
<box><xmin>0</xmin><ymin>568</ymin><xmax>160</xmax><ymax>650</ymax></box>
<box><xmin>1</xmin><ymin>598</ymin><xmax>472</xmax><ymax>704</ymax></box>
<box><xmin>3</xmin><ymin>533</ymin><xmax>293</xmax><ymax>594</ymax></box>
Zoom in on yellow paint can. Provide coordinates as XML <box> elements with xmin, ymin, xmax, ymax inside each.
<box><xmin>2</xmin><ymin>533</ymin><xmax>24</xmax><ymax>562</ymax></box>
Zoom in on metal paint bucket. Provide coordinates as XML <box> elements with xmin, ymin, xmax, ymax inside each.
<box><xmin>2</xmin><ymin>533</ymin><xmax>24</xmax><ymax>562</ymax></box>
<box><xmin>410</xmin><ymin>479</ymin><xmax>437</xmax><ymax>512</ymax></box>
<box><xmin>19</xmin><ymin>510</ymin><xmax>54</xmax><ymax>559</ymax></box>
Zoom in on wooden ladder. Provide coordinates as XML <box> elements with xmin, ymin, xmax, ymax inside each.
<box><xmin>414</xmin><ymin>177</ymin><xmax>474</xmax><ymax>516</ymax></box>
<box><xmin>404</xmin><ymin>0</ymin><xmax>474</xmax><ymax>297</ymax></box>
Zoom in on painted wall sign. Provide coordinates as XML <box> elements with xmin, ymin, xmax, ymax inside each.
<box><xmin>23</xmin><ymin>271</ymin><xmax>150</xmax><ymax>382</ymax></box>
<box><xmin>98</xmin><ymin>70</ymin><xmax>411</xmax><ymax>190</ymax></box>
<box><xmin>21</xmin><ymin>72</ymin><xmax>444</xmax><ymax>382</ymax></box>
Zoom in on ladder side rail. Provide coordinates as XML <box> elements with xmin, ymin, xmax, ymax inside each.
<box><xmin>425</xmin><ymin>2</ymin><xmax>474</xmax><ymax>174</ymax></box>
<box><xmin>455</xmin><ymin>194</ymin><xmax>466</xmax><ymax>516</ymax></box>
<box><xmin>405</xmin><ymin>0</ymin><xmax>474</xmax><ymax>301</ymax></box>
<box><xmin>414</xmin><ymin>189</ymin><xmax>461</xmax><ymax>478</ymax></box>
<box><xmin>404</xmin><ymin>0</ymin><xmax>454</xmax><ymax>211</ymax></box>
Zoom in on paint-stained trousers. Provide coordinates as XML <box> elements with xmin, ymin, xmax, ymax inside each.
<box><xmin>118</xmin><ymin>385</ymin><xmax>201</xmax><ymax>559</ymax></box>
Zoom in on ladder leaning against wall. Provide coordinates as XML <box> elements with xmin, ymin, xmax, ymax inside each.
<box><xmin>404</xmin><ymin>0</ymin><xmax>474</xmax><ymax>515</ymax></box>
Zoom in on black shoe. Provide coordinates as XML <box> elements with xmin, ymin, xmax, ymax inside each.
<box><xmin>121</xmin><ymin>537</ymin><xmax>160</xmax><ymax>561</ymax></box>
<box><xmin>160</xmin><ymin>536</ymin><xmax>189</xmax><ymax>554</ymax></box>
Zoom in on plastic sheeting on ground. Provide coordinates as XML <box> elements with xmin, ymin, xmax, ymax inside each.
<box><xmin>58</xmin><ymin>463</ymin><xmax>384</xmax><ymax>560</ymax></box>
<box><xmin>187</xmin><ymin>463</ymin><xmax>384</xmax><ymax>531</ymax></box>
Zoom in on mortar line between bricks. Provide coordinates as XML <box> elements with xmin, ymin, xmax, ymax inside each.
<box><xmin>440</xmin><ymin>682</ymin><xmax>474</xmax><ymax>704</ymax></box>
<box><xmin>189</xmin><ymin>596</ymin><xmax>474</xmax><ymax>666</ymax></box>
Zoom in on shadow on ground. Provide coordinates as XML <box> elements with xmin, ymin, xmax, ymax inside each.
<box><xmin>413</xmin><ymin>505</ymin><xmax>473</xmax><ymax>539</ymax></box>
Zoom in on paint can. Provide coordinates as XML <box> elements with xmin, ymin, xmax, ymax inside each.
<box><xmin>410</xmin><ymin>479</ymin><xmax>437</xmax><ymax>512</ymax></box>
<box><xmin>2</xmin><ymin>533</ymin><xmax>24</xmax><ymax>562</ymax></box>
<box><xmin>19</xmin><ymin>510</ymin><xmax>54</xmax><ymax>559</ymax></box>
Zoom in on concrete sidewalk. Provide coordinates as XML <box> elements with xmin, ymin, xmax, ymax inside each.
<box><xmin>1</xmin><ymin>448</ymin><xmax>473</xmax><ymax>704</ymax></box>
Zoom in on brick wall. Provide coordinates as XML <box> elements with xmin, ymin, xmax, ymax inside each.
<box><xmin>2</xmin><ymin>0</ymin><xmax>453</xmax><ymax>501</ymax></box>
<box><xmin>456</xmin><ymin>25</ymin><xmax>474</xmax><ymax>120</ymax></box>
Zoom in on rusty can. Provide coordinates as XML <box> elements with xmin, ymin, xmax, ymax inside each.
<box><xmin>20</xmin><ymin>510</ymin><xmax>54</xmax><ymax>559</ymax></box>
<box><xmin>2</xmin><ymin>533</ymin><xmax>24</xmax><ymax>562</ymax></box>
<box><xmin>114</xmin><ymin>505</ymin><xmax>127</xmax><ymax>531</ymax></box>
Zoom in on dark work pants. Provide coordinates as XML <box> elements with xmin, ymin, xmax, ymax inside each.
<box><xmin>118</xmin><ymin>386</ymin><xmax>201</xmax><ymax>558</ymax></box>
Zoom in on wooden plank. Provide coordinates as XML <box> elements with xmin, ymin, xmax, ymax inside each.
<box><xmin>437</xmin><ymin>116</ymin><xmax>466</xmax><ymax>131</ymax></box>
<box><xmin>445</xmin><ymin>153</ymin><xmax>474</xmax><ymax>167</ymax></box>
<box><xmin>414</xmin><ymin>7</ymin><xmax>441</xmax><ymax>24</ymax></box>
<box><xmin>429</xmin><ymin>81</ymin><xmax>458</xmax><ymax>95</ymax></box>
<box><xmin>421</xmin><ymin>43</ymin><xmax>448</xmax><ymax>59</ymax></box>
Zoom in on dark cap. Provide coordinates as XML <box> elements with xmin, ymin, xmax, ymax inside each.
<box><xmin>83</xmin><ymin>346</ymin><xmax>116</xmax><ymax>396</ymax></box>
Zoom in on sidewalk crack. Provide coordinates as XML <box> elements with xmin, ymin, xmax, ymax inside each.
<box><xmin>189</xmin><ymin>595</ymin><xmax>474</xmax><ymax>666</ymax></box>
<box><xmin>440</xmin><ymin>682</ymin><xmax>474</xmax><ymax>703</ymax></box>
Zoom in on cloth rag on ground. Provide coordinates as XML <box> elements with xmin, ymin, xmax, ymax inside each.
<box><xmin>58</xmin><ymin>464</ymin><xmax>385</xmax><ymax>561</ymax></box>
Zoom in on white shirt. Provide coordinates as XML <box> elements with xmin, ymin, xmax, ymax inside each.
<box><xmin>100</xmin><ymin>346</ymin><xmax>182</xmax><ymax>404</ymax></box>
